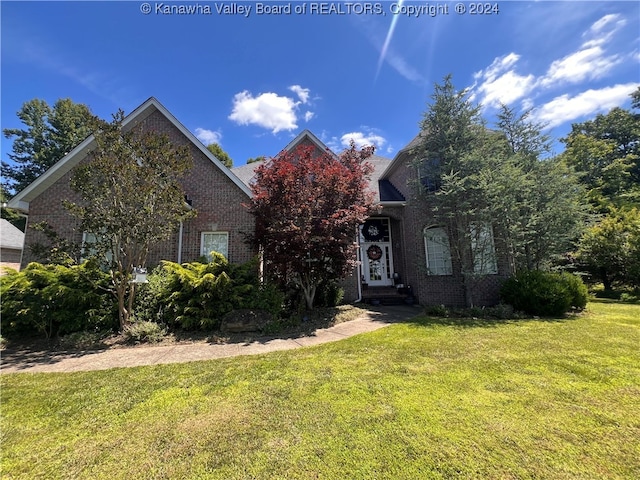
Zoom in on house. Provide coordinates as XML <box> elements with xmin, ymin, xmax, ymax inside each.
<box><xmin>8</xmin><ymin>97</ymin><xmax>509</xmax><ymax>307</ymax></box>
<box><xmin>0</xmin><ymin>219</ymin><xmax>25</xmax><ymax>274</ymax></box>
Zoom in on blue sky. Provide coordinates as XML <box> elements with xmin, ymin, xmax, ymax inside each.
<box><xmin>2</xmin><ymin>1</ymin><xmax>639</xmax><ymax>168</ymax></box>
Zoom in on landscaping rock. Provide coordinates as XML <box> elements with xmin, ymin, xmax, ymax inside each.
<box><xmin>220</xmin><ymin>310</ymin><xmax>273</xmax><ymax>333</ymax></box>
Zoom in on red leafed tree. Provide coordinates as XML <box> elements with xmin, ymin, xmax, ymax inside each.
<box><xmin>248</xmin><ymin>142</ymin><xmax>375</xmax><ymax>309</ymax></box>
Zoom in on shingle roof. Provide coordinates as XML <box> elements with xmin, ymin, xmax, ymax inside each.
<box><xmin>0</xmin><ymin>219</ymin><xmax>24</xmax><ymax>250</ymax></box>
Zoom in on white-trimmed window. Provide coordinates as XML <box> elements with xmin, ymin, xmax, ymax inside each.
<box><xmin>201</xmin><ymin>232</ymin><xmax>229</xmax><ymax>261</ymax></box>
<box><xmin>470</xmin><ymin>222</ymin><xmax>498</xmax><ymax>274</ymax></box>
<box><xmin>424</xmin><ymin>226</ymin><xmax>453</xmax><ymax>275</ymax></box>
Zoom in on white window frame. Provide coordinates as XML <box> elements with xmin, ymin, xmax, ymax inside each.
<box><xmin>470</xmin><ymin>222</ymin><xmax>498</xmax><ymax>274</ymax></box>
<box><xmin>423</xmin><ymin>226</ymin><xmax>453</xmax><ymax>276</ymax></box>
<box><xmin>200</xmin><ymin>231</ymin><xmax>229</xmax><ymax>261</ymax></box>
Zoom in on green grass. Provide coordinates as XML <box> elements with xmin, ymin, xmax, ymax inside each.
<box><xmin>2</xmin><ymin>301</ymin><xmax>639</xmax><ymax>479</ymax></box>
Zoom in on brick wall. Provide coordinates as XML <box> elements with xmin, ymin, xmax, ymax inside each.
<box><xmin>21</xmin><ymin>107</ymin><xmax>255</xmax><ymax>269</ymax></box>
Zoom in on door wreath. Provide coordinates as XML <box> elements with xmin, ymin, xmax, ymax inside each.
<box><xmin>367</xmin><ymin>245</ymin><xmax>383</xmax><ymax>261</ymax></box>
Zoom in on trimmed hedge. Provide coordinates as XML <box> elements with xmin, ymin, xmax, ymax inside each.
<box><xmin>500</xmin><ymin>270</ymin><xmax>587</xmax><ymax>316</ymax></box>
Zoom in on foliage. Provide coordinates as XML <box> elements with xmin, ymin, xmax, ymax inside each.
<box><xmin>314</xmin><ymin>281</ymin><xmax>345</xmax><ymax>307</ymax></box>
<box><xmin>500</xmin><ymin>270</ymin><xmax>587</xmax><ymax>316</ymax></box>
<box><xmin>3</xmin><ymin>301</ymin><xmax>639</xmax><ymax>479</ymax></box>
<box><xmin>576</xmin><ymin>208</ymin><xmax>640</xmax><ymax>289</ymax></box>
<box><xmin>560</xmin><ymin>93</ymin><xmax>640</xmax><ymax>211</ymax></box>
<box><xmin>123</xmin><ymin>321</ymin><xmax>166</xmax><ymax>344</ymax></box>
<box><xmin>2</xmin><ymin>98</ymin><xmax>97</xmax><ymax>195</ymax></box>
<box><xmin>206</xmin><ymin>142</ymin><xmax>233</xmax><ymax>168</ymax></box>
<box><xmin>414</xmin><ymin>78</ymin><xmax>587</xmax><ymax>304</ymax></box>
<box><xmin>0</xmin><ymin>262</ymin><xmax>116</xmax><ymax>338</ymax></box>
<box><xmin>135</xmin><ymin>254</ymin><xmax>284</xmax><ymax>330</ymax></box>
<box><xmin>494</xmin><ymin>105</ymin><xmax>587</xmax><ymax>271</ymax></box>
<box><xmin>247</xmin><ymin>155</ymin><xmax>266</xmax><ymax>164</ymax></box>
<box><xmin>65</xmin><ymin>110</ymin><xmax>195</xmax><ymax>330</ymax></box>
<box><xmin>248</xmin><ymin>141</ymin><xmax>375</xmax><ymax>309</ymax></box>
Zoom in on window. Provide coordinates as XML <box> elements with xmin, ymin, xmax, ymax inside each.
<box><xmin>470</xmin><ymin>223</ymin><xmax>498</xmax><ymax>274</ymax></box>
<box><xmin>418</xmin><ymin>158</ymin><xmax>441</xmax><ymax>192</ymax></box>
<box><xmin>81</xmin><ymin>232</ymin><xmax>113</xmax><ymax>264</ymax></box>
<box><xmin>424</xmin><ymin>226</ymin><xmax>452</xmax><ymax>275</ymax></box>
<box><xmin>201</xmin><ymin>232</ymin><xmax>229</xmax><ymax>260</ymax></box>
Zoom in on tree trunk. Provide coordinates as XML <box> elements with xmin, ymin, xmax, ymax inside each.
<box><xmin>462</xmin><ymin>272</ymin><xmax>475</xmax><ymax>308</ymax></box>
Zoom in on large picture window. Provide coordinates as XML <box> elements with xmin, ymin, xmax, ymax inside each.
<box><xmin>201</xmin><ymin>232</ymin><xmax>229</xmax><ymax>260</ymax></box>
<box><xmin>424</xmin><ymin>226</ymin><xmax>453</xmax><ymax>275</ymax></box>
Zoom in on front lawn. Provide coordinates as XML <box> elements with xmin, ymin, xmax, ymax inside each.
<box><xmin>2</xmin><ymin>301</ymin><xmax>639</xmax><ymax>479</ymax></box>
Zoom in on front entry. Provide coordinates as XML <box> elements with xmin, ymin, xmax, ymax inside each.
<box><xmin>360</xmin><ymin>218</ymin><xmax>394</xmax><ymax>287</ymax></box>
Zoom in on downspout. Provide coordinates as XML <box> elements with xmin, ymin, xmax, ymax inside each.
<box><xmin>354</xmin><ymin>228</ymin><xmax>363</xmax><ymax>303</ymax></box>
<box><xmin>177</xmin><ymin>220</ymin><xmax>183</xmax><ymax>263</ymax></box>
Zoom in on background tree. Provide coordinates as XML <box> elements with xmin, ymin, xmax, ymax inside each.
<box><xmin>576</xmin><ymin>208</ymin><xmax>640</xmax><ymax>290</ymax></box>
<box><xmin>65</xmin><ymin>111</ymin><xmax>195</xmax><ymax>330</ymax></box>
<box><xmin>495</xmin><ymin>105</ymin><xmax>586</xmax><ymax>271</ymax></box>
<box><xmin>2</xmin><ymin>98</ymin><xmax>96</xmax><ymax>195</ymax></box>
<box><xmin>247</xmin><ymin>156</ymin><xmax>266</xmax><ymax>164</ymax></box>
<box><xmin>206</xmin><ymin>143</ymin><xmax>233</xmax><ymax>168</ymax></box>
<box><xmin>248</xmin><ymin>142</ymin><xmax>375</xmax><ymax>309</ymax></box>
<box><xmin>560</xmin><ymin>93</ymin><xmax>640</xmax><ymax>210</ymax></box>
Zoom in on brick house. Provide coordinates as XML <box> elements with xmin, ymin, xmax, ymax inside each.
<box><xmin>8</xmin><ymin>97</ymin><xmax>509</xmax><ymax>307</ymax></box>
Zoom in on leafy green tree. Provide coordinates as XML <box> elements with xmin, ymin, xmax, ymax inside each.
<box><xmin>2</xmin><ymin>98</ymin><xmax>97</xmax><ymax>195</ymax></box>
<box><xmin>576</xmin><ymin>208</ymin><xmax>640</xmax><ymax>290</ymax></box>
<box><xmin>561</xmin><ymin>93</ymin><xmax>640</xmax><ymax>210</ymax></box>
<box><xmin>65</xmin><ymin>111</ymin><xmax>195</xmax><ymax>330</ymax></box>
<box><xmin>206</xmin><ymin>143</ymin><xmax>233</xmax><ymax>168</ymax></box>
<box><xmin>247</xmin><ymin>156</ymin><xmax>266</xmax><ymax>164</ymax></box>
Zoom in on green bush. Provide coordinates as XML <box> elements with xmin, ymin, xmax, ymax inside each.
<box><xmin>500</xmin><ymin>270</ymin><xmax>587</xmax><ymax>316</ymax></box>
<box><xmin>134</xmin><ymin>254</ymin><xmax>284</xmax><ymax>331</ymax></box>
<box><xmin>0</xmin><ymin>262</ymin><xmax>116</xmax><ymax>338</ymax></box>
<box><xmin>315</xmin><ymin>281</ymin><xmax>345</xmax><ymax>307</ymax></box>
<box><xmin>123</xmin><ymin>321</ymin><xmax>166</xmax><ymax>344</ymax></box>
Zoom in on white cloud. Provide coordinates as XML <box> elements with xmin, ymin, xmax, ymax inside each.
<box><xmin>540</xmin><ymin>14</ymin><xmax>625</xmax><ymax>88</ymax></box>
<box><xmin>341</xmin><ymin>130</ymin><xmax>387</xmax><ymax>150</ymax></box>
<box><xmin>228</xmin><ymin>87</ymin><xmax>315</xmax><ymax>133</ymax></box>
<box><xmin>194</xmin><ymin>128</ymin><xmax>222</xmax><ymax>145</ymax></box>
<box><xmin>229</xmin><ymin>90</ymin><xmax>299</xmax><ymax>133</ymax></box>
<box><xmin>472</xmin><ymin>54</ymin><xmax>536</xmax><ymax>108</ymax></box>
<box><xmin>289</xmin><ymin>85</ymin><xmax>310</xmax><ymax>104</ymax></box>
<box><xmin>532</xmin><ymin>83</ymin><xmax>639</xmax><ymax>128</ymax></box>
<box><xmin>583</xmin><ymin>13</ymin><xmax>626</xmax><ymax>48</ymax></box>
<box><xmin>540</xmin><ymin>46</ymin><xmax>621</xmax><ymax>87</ymax></box>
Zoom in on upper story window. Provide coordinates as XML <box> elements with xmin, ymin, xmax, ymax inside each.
<box><xmin>417</xmin><ymin>157</ymin><xmax>441</xmax><ymax>192</ymax></box>
<box><xmin>423</xmin><ymin>226</ymin><xmax>453</xmax><ymax>275</ymax></box>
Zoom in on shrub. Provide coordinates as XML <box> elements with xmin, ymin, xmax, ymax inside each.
<box><xmin>123</xmin><ymin>321</ymin><xmax>166</xmax><ymax>344</ymax></box>
<box><xmin>0</xmin><ymin>262</ymin><xmax>116</xmax><ymax>338</ymax></box>
<box><xmin>315</xmin><ymin>281</ymin><xmax>345</xmax><ymax>307</ymax></box>
<box><xmin>135</xmin><ymin>255</ymin><xmax>284</xmax><ymax>331</ymax></box>
<box><xmin>500</xmin><ymin>270</ymin><xmax>587</xmax><ymax>316</ymax></box>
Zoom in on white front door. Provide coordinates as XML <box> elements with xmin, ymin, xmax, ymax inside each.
<box><xmin>360</xmin><ymin>218</ymin><xmax>394</xmax><ymax>287</ymax></box>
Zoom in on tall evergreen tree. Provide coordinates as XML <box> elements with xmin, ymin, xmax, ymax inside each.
<box><xmin>2</xmin><ymin>98</ymin><xmax>97</xmax><ymax>195</ymax></box>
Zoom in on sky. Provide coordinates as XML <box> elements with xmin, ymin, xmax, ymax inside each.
<box><xmin>2</xmin><ymin>1</ymin><xmax>639</xmax><ymax>169</ymax></box>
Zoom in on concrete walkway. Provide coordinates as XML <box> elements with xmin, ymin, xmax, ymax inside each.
<box><xmin>1</xmin><ymin>305</ymin><xmax>420</xmax><ymax>374</ymax></box>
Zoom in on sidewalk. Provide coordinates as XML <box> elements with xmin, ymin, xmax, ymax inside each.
<box><xmin>1</xmin><ymin>305</ymin><xmax>419</xmax><ymax>374</ymax></box>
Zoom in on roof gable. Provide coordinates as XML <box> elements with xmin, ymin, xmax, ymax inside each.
<box><xmin>8</xmin><ymin>97</ymin><xmax>252</xmax><ymax>212</ymax></box>
<box><xmin>0</xmin><ymin>219</ymin><xmax>24</xmax><ymax>250</ymax></box>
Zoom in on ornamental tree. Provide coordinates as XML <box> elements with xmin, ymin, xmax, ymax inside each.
<box><xmin>65</xmin><ymin>111</ymin><xmax>195</xmax><ymax>330</ymax></box>
<box><xmin>248</xmin><ymin>142</ymin><xmax>375</xmax><ymax>309</ymax></box>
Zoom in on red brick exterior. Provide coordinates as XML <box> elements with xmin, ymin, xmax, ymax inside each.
<box><xmin>21</xmin><ymin>109</ymin><xmax>255</xmax><ymax>269</ymax></box>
